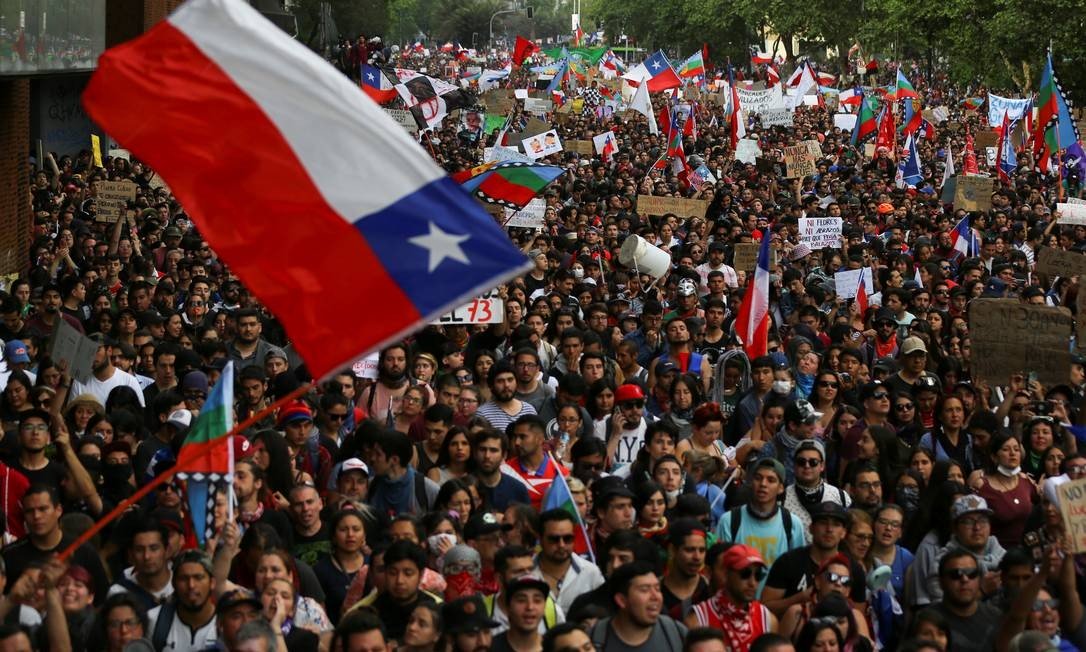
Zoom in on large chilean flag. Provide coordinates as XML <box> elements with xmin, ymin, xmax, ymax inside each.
<box><xmin>82</xmin><ymin>0</ymin><xmax>530</xmax><ymax>379</ymax></box>
<box><xmin>734</xmin><ymin>233</ymin><xmax>771</xmax><ymax>359</ymax></box>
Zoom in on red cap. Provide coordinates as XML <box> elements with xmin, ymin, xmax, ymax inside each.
<box><xmin>615</xmin><ymin>383</ymin><xmax>646</xmax><ymax>403</ymax></box>
<box><xmin>720</xmin><ymin>544</ymin><xmax>766</xmax><ymax>571</ymax></box>
<box><xmin>230</xmin><ymin>435</ymin><xmax>253</xmax><ymax>460</ymax></box>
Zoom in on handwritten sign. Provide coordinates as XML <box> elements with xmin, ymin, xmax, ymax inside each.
<box><xmin>635</xmin><ymin>195</ymin><xmax>709</xmax><ymax>220</ymax></box>
<box><xmin>1036</xmin><ymin>247</ymin><xmax>1086</xmax><ymax>279</ymax></box>
<box><xmin>94</xmin><ymin>180</ymin><xmax>137</xmax><ymax>223</ymax></box>
<box><xmin>833</xmin><ymin>113</ymin><xmax>857</xmax><ymax>131</ymax></box>
<box><xmin>566</xmin><ymin>139</ymin><xmax>595</xmax><ymax>155</ymax></box>
<box><xmin>735</xmin><ymin>85</ymin><xmax>785</xmax><ymax>114</ymax></box>
<box><xmin>504</xmin><ymin>198</ymin><xmax>547</xmax><ymax>228</ymax></box>
<box><xmin>1059</xmin><ymin>477</ymin><xmax>1086</xmax><ymax>554</ymax></box>
<box><xmin>953</xmin><ymin>175</ymin><xmax>993</xmax><ymax>212</ymax></box>
<box><xmin>48</xmin><ymin>320</ymin><xmax>98</xmax><ymax>383</ymax></box>
<box><xmin>969</xmin><ymin>299</ymin><xmax>1072</xmax><ymax>386</ymax></box>
<box><xmin>760</xmin><ymin>108</ymin><xmax>794</xmax><ymax>127</ymax></box>
<box><xmin>524</xmin><ymin>97</ymin><xmax>553</xmax><ymax>115</ymax></box>
<box><xmin>732</xmin><ymin>243</ymin><xmax>778</xmax><ymax>271</ymax></box>
<box><xmin>384</xmin><ymin>108</ymin><xmax>419</xmax><ymax>133</ymax></box>
<box><xmin>975</xmin><ymin>130</ymin><xmax>999</xmax><ymax>149</ymax></box>
<box><xmin>783</xmin><ymin>144</ymin><xmax>817</xmax><ymax>179</ymax></box>
<box><xmin>351</xmin><ymin>353</ymin><xmax>380</xmax><ymax>379</ymax></box>
<box><xmin>1057</xmin><ymin>202</ymin><xmax>1086</xmax><ymax>225</ymax></box>
<box><xmin>834</xmin><ymin>268</ymin><xmax>875</xmax><ymax>299</ymax></box>
<box><xmin>432</xmin><ymin>291</ymin><xmax>506</xmax><ymax>324</ymax></box>
<box><xmin>799</xmin><ymin>217</ymin><xmax>843</xmax><ymax>250</ymax></box>
<box><xmin>484</xmin><ymin>146</ymin><xmax>533</xmax><ymax>165</ymax></box>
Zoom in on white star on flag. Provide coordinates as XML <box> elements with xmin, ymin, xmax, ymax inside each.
<box><xmin>409</xmin><ymin>222</ymin><xmax>471</xmax><ymax>272</ymax></box>
<box><xmin>651</xmin><ymin>60</ymin><xmax>661</xmax><ymax>70</ymax></box>
<box><xmin>366</xmin><ymin>72</ymin><xmax>375</xmax><ymax>82</ymax></box>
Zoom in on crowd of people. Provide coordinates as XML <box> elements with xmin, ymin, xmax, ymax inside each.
<box><xmin>1</xmin><ymin>29</ymin><xmax>1085</xmax><ymax>652</ymax></box>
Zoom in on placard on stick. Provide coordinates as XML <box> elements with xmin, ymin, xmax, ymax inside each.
<box><xmin>953</xmin><ymin>176</ymin><xmax>993</xmax><ymax>212</ymax></box>
<box><xmin>635</xmin><ymin>195</ymin><xmax>709</xmax><ymax>220</ymax></box>
<box><xmin>94</xmin><ymin>180</ymin><xmax>137</xmax><ymax>223</ymax></box>
<box><xmin>969</xmin><ymin>299</ymin><xmax>1072</xmax><ymax>387</ymax></box>
<box><xmin>1058</xmin><ymin>477</ymin><xmax>1086</xmax><ymax>554</ymax></box>
<box><xmin>732</xmin><ymin>243</ymin><xmax>778</xmax><ymax>271</ymax></box>
<box><xmin>1057</xmin><ymin>202</ymin><xmax>1086</xmax><ymax>225</ymax></box>
<box><xmin>799</xmin><ymin>217</ymin><xmax>843</xmax><ymax>250</ymax></box>
<box><xmin>1036</xmin><ymin>247</ymin><xmax>1086</xmax><ymax>280</ymax></box>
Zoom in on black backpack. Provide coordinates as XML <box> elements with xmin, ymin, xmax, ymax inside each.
<box><xmin>729</xmin><ymin>505</ymin><xmax>794</xmax><ymax>544</ymax></box>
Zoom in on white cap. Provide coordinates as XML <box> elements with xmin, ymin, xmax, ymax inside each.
<box><xmin>166</xmin><ymin>409</ymin><xmax>192</xmax><ymax>430</ymax></box>
<box><xmin>339</xmin><ymin>458</ymin><xmax>369</xmax><ymax>478</ymax></box>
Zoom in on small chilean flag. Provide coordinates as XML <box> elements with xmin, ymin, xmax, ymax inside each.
<box><xmin>734</xmin><ymin>233</ymin><xmax>771</xmax><ymax>359</ymax></box>
<box><xmin>82</xmin><ymin>0</ymin><xmax>530</xmax><ymax>379</ymax></box>
<box><xmin>641</xmin><ymin>50</ymin><xmax>682</xmax><ymax>92</ymax></box>
<box><xmin>361</xmin><ymin>64</ymin><xmax>398</xmax><ymax>104</ymax></box>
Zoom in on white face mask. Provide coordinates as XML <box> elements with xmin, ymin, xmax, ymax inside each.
<box><xmin>572</xmin><ymin>267</ymin><xmax>585</xmax><ymax>280</ymax></box>
<box><xmin>665</xmin><ymin>488</ymin><xmax>681</xmax><ymax>502</ymax></box>
<box><xmin>772</xmin><ymin>380</ymin><xmax>793</xmax><ymax>395</ymax></box>
<box><xmin>997</xmin><ymin>464</ymin><xmax>1021</xmax><ymax>477</ymax></box>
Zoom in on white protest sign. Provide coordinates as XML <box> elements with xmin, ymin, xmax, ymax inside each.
<box><xmin>803</xmin><ymin>95</ymin><xmax>820</xmax><ymax>106</ymax></box>
<box><xmin>735</xmin><ymin>139</ymin><xmax>762</xmax><ymax>165</ymax></box>
<box><xmin>524</xmin><ymin>97</ymin><xmax>553</xmax><ymax>115</ymax></box>
<box><xmin>514</xmin><ymin>88</ymin><xmax>530</xmax><ymax>99</ymax></box>
<box><xmin>484</xmin><ymin>146</ymin><xmax>534</xmax><ymax>165</ymax></box>
<box><xmin>1066</xmin><ymin>198</ymin><xmax>1086</xmax><ymax>205</ymax></box>
<box><xmin>351</xmin><ymin>352</ymin><xmax>380</xmax><ymax>379</ymax></box>
<box><xmin>432</xmin><ymin>290</ymin><xmax>506</xmax><ymax>324</ymax></box>
<box><xmin>985</xmin><ymin>147</ymin><xmax>997</xmax><ymax>167</ymax></box>
<box><xmin>735</xmin><ymin>84</ymin><xmax>785</xmax><ymax>114</ymax></box>
<box><xmin>760</xmin><ymin>108</ymin><xmax>794</xmax><ymax>127</ymax></box>
<box><xmin>834</xmin><ymin>268</ymin><xmax>875</xmax><ymax>299</ymax></box>
<box><xmin>504</xmin><ymin>198</ymin><xmax>547</xmax><ymax>228</ymax></box>
<box><xmin>834</xmin><ymin>113</ymin><xmax>857</xmax><ymax>131</ymax></box>
<box><xmin>932</xmin><ymin>106</ymin><xmax>950</xmax><ymax>123</ymax></box>
<box><xmin>1057</xmin><ymin>202</ymin><xmax>1086</xmax><ymax>225</ymax></box>
<box><xmin>799</xmin><ymin>217</ymin><xmax>842</xmax><ymax>249</ymax></box>
<box><xmin>523</xmin><ymin>129</ymin><xmax>563</xmax><ymax>160</ymax></box>
<box><xmin>384</xmin><ymin>108</ymin><xmax>419</xmax><ymax>133</ymax></box>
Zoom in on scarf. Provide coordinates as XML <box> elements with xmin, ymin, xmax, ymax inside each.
<box><xmin>239</xmin><ymin>502</ymin><xmax>264</xmax><ymax>525</ymax></box>
<box><xmin>875</xmin><ymin>333</ymin><xmax>898</xmax><ymax>359</ymax></box>
<box><xmin>796</xmin><ymin>373</ymin><xmax>815</xmax><ymax>400</ymax></box>
<box><xmin>713</xmin><ymin>591</ymin><xmax>757</xmax><ymax>652</ymax></box>
<box><xmin>796</xmin><ymin>482</ymin><xmax>826</xmax><ymax>511</ymax></box>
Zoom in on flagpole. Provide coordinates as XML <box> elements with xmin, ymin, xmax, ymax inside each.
<box><xmin>57</xmin><ymin>383</ymin><xmax>312</xmax><ymax>562</ymax></box>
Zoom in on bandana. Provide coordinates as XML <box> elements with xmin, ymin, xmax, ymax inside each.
<box><xmin>713</xmin><ymin>591</ymin><xmax>759</xmax><ymax>652</ymax></box>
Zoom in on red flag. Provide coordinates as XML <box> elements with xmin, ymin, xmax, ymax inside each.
<box><xmin>855</xmin><ymin>269</ymin><xmax>869</xmax><ymax>317</ymax></box>
<box><xmin>963</xmin><ymin>128</ymin><xmax>979</xmax><ymax>174</ymax></box>
<box><xmin>876</xmin><ymin>106</ymin><xmax>896</xmax><ymax>159</ymax></box>
<box><xmin>513</xmin><ymin>36</ymin><xmax>539</xmax><ymax>67</ymax></box>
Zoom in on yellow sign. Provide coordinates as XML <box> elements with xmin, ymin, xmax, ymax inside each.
<box><xmin>91</xmin><ymin>135</ymin><xmax>103</xmax><ymax>169</ymax></box>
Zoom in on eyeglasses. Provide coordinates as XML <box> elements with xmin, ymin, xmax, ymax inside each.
<box><xmin>1011</xmin><ymin>404</ymin><xmax>1028</xmax><ymax>411</ymax></box>
<box><xmin>184</xmin><ymin>391</ymin><xmax>207</xmax><ymax>401</ymax></box>
<box><xmin>158</xmin><ymin>483</ymin><xmax>180</xmax><ymax>493</ymax></box>
<box><xmin>958</xmin><ymin>516</ymin><xmax>990</xmax><ymax>528</ymax></box>
<box><xmin>817</xmin><ymin>381</ymin><xmax>839</xmax><ymax>389</ymax></box>
<box><xmin>942</xmin><ymin>567</ymin><xmax>980</xmax><ymax>581</ymax></box>
<box><xmin>895</xmin><ymin>403</ymin><xmax>915</xmax><ymax>411</ymax></box>
<box><xmin>107</xmin><ymin>618</ymin><xmax>142</xmax><ymax>631</ymax></box>
<box><xmin>620</xmin><ymin>400</ymin><xmax>645</xmax><ymax>410</ymax></box>
<box><xmin>876</xmin><ymin>518</ymin><xmax>902</xmax><ymax>529</ymax></box>
<box><xmin>823</xmin><ymin>571</ymin><xmax>850</xmax><ymax>586</ymax></box>
<box><xmin>1033</xmin><ymin>598</ymin><xmax>1060</xmax><ymax>611</ymax></box>
<box><xmin>546</xmin><ymin>534</ymin><xmax>575</xmax><ymax>544</ymax></box>
<box><xmin>1069</xmin><ymin>465</ymin><xmax>1086</xmax><ymax>475</ymax></box>
<box><xmin>514</xmin><ymin>361</ymin><xmax>538</xmax><ymax>368</ymax></box>
<box><xmin>934</xmin><ymin>290</ymin><xmax>950</xmax><ymax>295</ymax></box>
<box><xmin>402</xmin><ymin>396</ymin><xmax>422</xmax><ymax>404</ymax></box>
<box><xmin>459</xmin><ymin>397</ymin><xmax>479</xmax><ymax>404</ymax></box>
<box><xmin>795</xmin><ymin>457</ymin><xmax>822</xmax><ymax>468</ymax></box>
<box><xmin>20</xmin><ymin>423</ymin><xmax>49</xmax><ymax>432</ymax></box>
<box><xmin>737</xmin><ymin>566</ymin><xmax>768</xmax><ymax>581</ymax></box>
<box><xmin>856</xmin><ymin>481</ymin><xmax>881</xmax><ymax>491</ymax></box>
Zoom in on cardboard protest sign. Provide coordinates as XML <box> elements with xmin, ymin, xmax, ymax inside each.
<box><xmin>94</xmin><ymin>180</ymin><xmax>138</xmax><ymax>223</ymax></box>
<box><xmin>432</xmin><ymin>290</ymin><xmax>505</xmax><ymax>324</ymax></box>
<box><xmin>1057</xmin><ymin>202</ymin><xmax>1086</xmax><ymax>225</ymax></box>
<box><xmin>975</xmin><ymin>130</ymin><xmax>999</xmax><ymax>149</ymax></box>
<box><xmin>969</xmin><ymin>299</ymin><xmax>1072</xmax><ymax>386</ymax></box>
<box><xmin>566</xmin><ymin>139</ymin><xmax>595</xmax><ymax>155</ymax></box>
<box><xmin>834</xmin><ymin>268</ymin><xmax>875</xmax><ymax>299</ymax></box>
<box><xmin>953</xmin><ymin>176</ymin><xmax>993</xmax><ymax>211</ymax></box>
<box><xmin>755</xmin><ymin>157</ymin><xmax>778</xmax><ymax>174</ymax></box>
<box><xmin>523</xmin><ymin>130</ymin><xmax>563</xmax><ymax>160</ymax></box>
<box><xmin>783</xmin><ymin>144</ymin><xmax>817</xmax><ymax>179</ymax></box>
<box><xmin>733</xmin><ymin>242</ymin><xmax>778</xmax><ymax>271</ymax></box>
<box><xmin>503</xmin><ymin>198</ymin><xmax>547</xmax><ymax>228</ymax></box>
<box><xmin>635</xmin><ymin>195</ymin><xmax>709</xmax><ymax>220</ymax></box>
<box><xmin>1058</xmin><ymin>477</ymin><xmax>1086</xmax><ymax>554</ymax></box>
<box><xmin>524</xmin><ymin>97</ymin><xmax>553</xmax><ymax>115</ymax></box>
<box><xmin>49</xmin><ymin>320</ymin><xmax>98</xmax><ymax>383</ymax></box>
<box><xmin>799</xmin><ymin>217</ymin><xmax>843</xmax><ymax>250</ymax></box>
<box><xmin>760</xmin><ymin>108</ymin><xmax>794</xmax><ymax>127</ymax></box>
<box><xmin>801</xmin><ymin>140</ymin><xmax>822</xmax><ymax>158</ymax></box>
<box><xmin>864</xmin><ymin>143</ymin><xmax>877</xmax><ymax>158</ymax></box>
<box><xmin>1036</xmin><ymin>247</ymin><xmax>1086</xmax><ymax>279</ymax></box>
<box><xmin>384</xmin><ymin>108</ymin><xmax>419</xmax><ymax>133</ymax></box>
<box><xmin>735</xmin><ymin>139</ymin><xmax>762</xmax><ymax>165</ymax></box>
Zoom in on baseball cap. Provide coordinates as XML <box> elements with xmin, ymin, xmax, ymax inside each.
<box><xmin>216</xmin><ymin>589</ymin><xmax>262</xmax><ymax>616</ymax></box>
<box><xmin>615</xmin><ymin>383</ymin><xmax>646</xmax><ymax>403</ymax></box>
<box><xmin>951</xmin><ymin>494</ymin><xmax>993</xmax><ymax>521</ymax></box>
<box><xmin>3</xmin><ymin>340</ymin><xmax>29</xmax><ymax>364</ymax></box>
<box><xmin>655</xmin><ymin>360</ymin><xmax>680</xmax><ymax>376</ymax></box>
<box><xmin>794</xmin><ymin>439</ymin><xmax>826</xmax><ymax>461</ymax></box>
<box><xmin>338</xmin><ymin>458</ymin><xmax>369</xmax><ymax>479</ymax></box>
<box><xmin>151</xmin><ymin>507</ymin><xmax>185</xmax><ymax>535</ymax></box>
<box><xmin>784</xmin><ymin>399</ymin><xmax>823</xmax><ymax>425</ymax></box>
<box><xmin>810</xmin><ymin>501</ymin><xmax>850</xmax><ymax>525</ymax></box>
<box><xmin>443</xmin><ymin>595</ymin><xmax>499</xmax><ymax>633</ymax></box>
<box><xmin>877</xmin><ymin>202</ymin><xmax>895</xmax><ymax>214</ymax></box>
<box><xmin>900</xmin><ymin>336</ymin><xmax>928</xmax><ymax>356</ymax></box>
<box><xmin>749</xmin><ymin>457</ymin><xmax>786</xmax><ymax>483</ymax></box>
<box><xmin>858</xmin><ymin>381</ymin><xmax>890</xmax><ymax>402</ymax></box>
<box><xmin>720</xmin><ymin>544</ymin><xmax>766</xmax><ymax>571</ymax></box>
<box><xmin>463</xmin><ymin>512</ymin><xmax>502</xmax><ymax>540</ymax></box>
<box><xmin>166</xmin><ymin>409</ymin><xmax>192</xmax><ymax>430</ymax></box>
<box><xmin>506</xmin><ymin>572</ymin><xmax>551</xmax><ymax>599</ymax></box>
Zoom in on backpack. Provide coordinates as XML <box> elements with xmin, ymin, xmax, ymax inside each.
<box><xmin>591</xmin><ymin>615</ymin><xmax>683</xmax><ymax>652</ymax></box>
<box><xmin>729</xmin><ymin>505</ymin><xmax>794</xmax><ymax>545</ymax></box>
<box><xmin>151</xmin><ymin>601</ymin><xmax>176</xmax><ymax>652</ymax></box>
<box><xmin>116</xmin><ymin>576</ymin><xmax>160</xmax><ymax>613</ymax></box>
<box><xmin>413</xmin><ymin>470</ymin><xmax>430</xmax><ymax>512</ymax></box>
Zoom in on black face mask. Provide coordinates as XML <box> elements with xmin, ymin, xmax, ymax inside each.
<box><xmin>896</xmin><ymin>485</ymin><xmax>920</xmax><ymax>515</ymax></box>
<box><xmin>103</xmin><ymin>463</ymin><xmax>133</xmax><ymax>488</ymax></box>
<box><xmin>79</xmin><ymin>456</ymin><xmax>102</xmax><ymax>485</ymax></box>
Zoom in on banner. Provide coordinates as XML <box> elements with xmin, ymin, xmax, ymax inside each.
<box><xmin>760</xmin><ymin>108</ymin><xmax>794</xmax><ymax>127</ymax></box>
<box><xmin>987</xmin><ymin>94</ymin><xmax>1031</xmax><ymax>127</ymax></box>
<box><xmin>735</xmin><ymin>84</ymin><xmax>785</xmax><ymax>114</ymax></box>
<box><xmin>636</xmin><ymin>195</ymin><xmax>709</xmax><ymax>219</ymax></box>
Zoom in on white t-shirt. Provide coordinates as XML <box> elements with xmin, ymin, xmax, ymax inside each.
<box><xmin>610</xmin><ymin>419</ymin><xmax>648</xmax><ymax>470</ymax></box>
<box><xmin>71</xmin><ymin>368</ymin><xmax>145</xmax><ymax>407</ymax></box>
<box><xmin>147</xmin><ymin>604</ymin><xmax>217</xmax><ymax>652</ymax></box>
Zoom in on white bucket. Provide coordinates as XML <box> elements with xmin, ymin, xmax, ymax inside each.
<box><xmin>618</xmin><ymin>235</ymin><xmax>671</xmax><ymax>280</ymax></box>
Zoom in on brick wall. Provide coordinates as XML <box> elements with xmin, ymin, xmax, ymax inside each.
<box><xmin>0</xmin><ymin>80</ymin><xmax>30</xmax><ymax>277</ymax></box>
<box><xmin>144</xmin><ymin>0</ymin><xmax>185</xmax><ymax>30</ymax></box>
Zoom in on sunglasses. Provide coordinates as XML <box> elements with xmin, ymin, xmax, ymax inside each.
<box><xmin>795</xmin><ymin>457</ymin><xmax>821</xmax><ymax>468</ymax></box>
<box><xmin>942</xmin><ymin>567</ymin><xmax>980</xmax><ymax>581</ymax></box>
<box><xmin>870</xmin><ymin>392</ymin><xmax>890</xmax><ymax>400</ymax></box>
<box><xmin>738</xmin><ymin>566</ymin><xmax>768</xmax><ymax>581</ymax></box>
<box><xmin>621</xmin><ymin>400</ymin><xmax>645</xmax><ymax>410</ymax></box>
<box><xmin>817</xmin><ymin>381</ymin><xmax>839</xmax><ymax>389</ymax></box>
<box><xmin>546</xmin><ymin>534</ymin><xmax>575</xmax><ymax>544</ymax></box>
<box><xmin>1033</xmin><ymin>598</ymin><xmax>1060</xmax><ymax>611</ymax></box>
<box><xmin>895</xmin><ymin>403</ymin><xmax>915</xmax><ymax>411</ymax></box>
<box><xmin>823</xmin><ymin>571</ymin><xmax>850</xmax><ymax>586</ymax></box>
<box><xmin>327</xmin><ymin>413</ymin><xmax>347</xmax><ymax>421</ymax></box>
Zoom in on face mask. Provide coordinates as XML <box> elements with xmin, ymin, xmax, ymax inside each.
<box><xmin>772</xmin><ymin>380</ymin><xmax>793</xmax><ymax>395</ymax></box>
<box><xmin>997</xmin><ymin>464</ymin><xmax>1021</xmax><ymax>477</ymax></box>
<box><xmin>665</xmin><ymin>489</ymin><xmax>681</xmax><ymax>502</ymax></box>
<box><xmin>896</xmin><ymin>485</ymin><xmax>920</xmax><ymax>512</ymax></box>
<box><xmin>103</xmin><ymin>464</ymin><xmax>132</xmax><ymax>488</ymax></box>
<box><xmin>572</xmin><ymin>267</ymin><xmax>585</xmax><ymax>280</ymax></box>
<box><xmin>444</xmin><ymin>571</ymin><xmax>478</xmax><ymax>601</ymax></box>
<box><xmin>427</xmin><ymin>532</ymin><xmax>457</xmax><ymax>554</ymax></box>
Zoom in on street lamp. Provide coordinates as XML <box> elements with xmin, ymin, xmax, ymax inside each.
<box><xmin>489</xmin><ymin>8</ymin><xmax>517</xmax><ymax>50</ymax></box>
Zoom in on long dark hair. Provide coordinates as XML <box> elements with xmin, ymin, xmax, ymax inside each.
<box><xmin>252</xmin><ymin>428</ymin><xmax>294</xmax><ymax>496</ymax></box>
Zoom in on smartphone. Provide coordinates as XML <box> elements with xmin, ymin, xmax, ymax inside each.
<box><xmin>1028</xmin><ymin>371</ymin><xmax>1038</xmax><ymax>384</ymax></box>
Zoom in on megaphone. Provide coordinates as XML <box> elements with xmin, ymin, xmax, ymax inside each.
<box><xmin>618</xmin><ymin>235</ymin><xmax>671</xmax><ymax>280</ymax></box>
